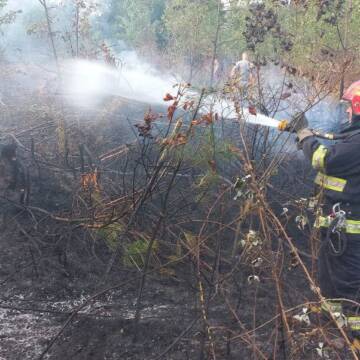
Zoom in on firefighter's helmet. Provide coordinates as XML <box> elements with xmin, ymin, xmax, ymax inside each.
<box><xmin>342</xmin><ymin>80</ymin><xmax>360</xmax><ymax>115</ymax></box>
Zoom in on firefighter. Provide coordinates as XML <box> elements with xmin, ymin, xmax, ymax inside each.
<box><xmin>0</xmin><ymin>144</ymin><xmax>23</xmax><ymax>195</ymax></box>
<box><xmin>295</xmin><ymin>80</ymin><xmax>360</xmax><ymax>347</ymax></box>
<box><xmin>0</xmin><ymin>143</ymin><xmax>26</xmax><ymax>227</ymax></box>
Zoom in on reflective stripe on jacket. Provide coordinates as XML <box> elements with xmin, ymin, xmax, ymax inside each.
<box><xmin>302</xmin><ymin>124</ymin><xmax>360</xmax><ymax>207</ymax></box>
<box><xmin>315</xmin><ymin>215</ymin><xmax>360</xmax><ymax>234</ymax></box>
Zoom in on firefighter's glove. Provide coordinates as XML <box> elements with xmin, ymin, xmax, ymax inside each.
<box><xmin>296</xmin><ymin>128</ymin><xmax>314</xmax><ymax>149</ymax></box>
<box><xmin>289</xmin><ymin>112</ymin><xmax>308</xmax><ymax>133</ymax></box>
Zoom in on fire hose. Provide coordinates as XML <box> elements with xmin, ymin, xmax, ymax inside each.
<box><xmin>277</xmin><ymin>119</ymin><xmax>360</xmax><ymax>140</ymax></box>
<box><xmin>247</xmin><ymin>107</ymin><xmax>360</xmax><ymax>140</ymax></box>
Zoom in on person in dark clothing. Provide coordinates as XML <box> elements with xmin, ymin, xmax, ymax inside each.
<box><xmin>0</xmin><ymin>144</ymin><xmax>25</xmax><ymax>195</ymax></box>
<box><xmin>296</xmin><ymin>80</ymin><xmax>360</xmax><ymax>346</ymax></box>
<box><xmin>0</xmin><ymin>144</ymin><xmax>26</xmax><ymax>228</ymax></box>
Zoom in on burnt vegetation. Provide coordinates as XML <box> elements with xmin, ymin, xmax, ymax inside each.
<box><xmin>0</xmin><ymin>0</ymin><xmax>360</xmax><ymax>359</ymax></box>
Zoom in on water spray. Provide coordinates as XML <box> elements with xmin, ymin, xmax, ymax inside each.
<box><xmin>60</xmin><ymin>56</ymin><xmax>347</xmax><ymax>143</ymax></box>
<box><xmin>62</xmin><ymin>57</ymin><xmax>175</xmax><ymax>109</ymax></box>
<box><xmin>246</xmin><ymin>107</ymin><xmax>352</xmax><ymax>140</ymax></box>
<box><xmin>243</xmin><ymin>106</ymin><xmax>292</xmax><ymax>131</ymax></box>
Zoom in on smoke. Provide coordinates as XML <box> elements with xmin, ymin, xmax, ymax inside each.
<box><xmin>62</xmin><ymin>51</ymin><xmax>176</xmax><ymax>108</ymax></box>
<box><xmin>0</xmin><ymin>1</ymin><xmax>176</xmax><ymax>108</ymax></box>
<box><xmin>258</xmin><ymin>64</ymin><xmax>342</xmax><ymax>132</ymax></box>
<box><xmin>0</xmin><ymin>1</ymin><xmax>344</xmax><ymax>130</ymax></box>
<box><xmin>1</xmin><ymin>0</ymin><xmax>44</xmax><ymax>60</ymax></box>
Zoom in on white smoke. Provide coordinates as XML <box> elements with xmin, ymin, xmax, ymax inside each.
<box><xmin>1</xmin><ymin>0</ymin><xmax>106</xmax><ymax>62</ymax></box>
<box><xmin>0</xmin><ymin>1</ymin><xmax>341</xmax><ymax>127</ymax></box>
<box><xmin>62</xmin><ymin>51</ymin><xmax>176</xmax><ymax>108</ymax></box>
<box><xmin>0</xmin><ymin>1</ymin><xmax>176</xmax><ymax>108</ymax></box>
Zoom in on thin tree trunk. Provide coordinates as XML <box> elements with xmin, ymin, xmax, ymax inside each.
<box><xmin>209</xmin><ymin>0</ymin><xmax>222</xmax><ymax>88</ymax></box>
<box><xmin>339</xmin><ymin>0</ymin><xmax>352</xmax><ymax>98</ymax></box>
<box><xmin>39</xmin><ymin>0</ymin><xmax>59</xmax><ymax>73</ymax></box>
<box><xmin>75</xmin><ymin>2</ymin><xmax>80</xmax><ymax>57</ymax></box>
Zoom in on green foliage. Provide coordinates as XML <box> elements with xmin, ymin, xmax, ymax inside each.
<box><xmin>106</xmin><ymin>0</ymin><xmax>166</xmax><ymax>49</ymax></box>
<box><xmin>101</xmin><ymin>0</ymin><xmax>360</xmax><ymax>83</ymax></box>
<box><xmin>220</xmin><ymin>5</ymin><xmax>248</xmax><ymax>58</ymax></box>
<box><xmin>195</xmin><ymin>170</ymin><xmax>220</xmax><ymax>191</ymax></box>
<box><xmin>98</xmin><ymin>223</ymin><xmax>124</xmax><ymax>249</ymax></box>
<box><xmin>98</xmin><ymin>223</ymin><xmax>159</xmax><ymax>269</ymax></box>
<box><xmin>163</xmin><ymin>0</ymin><xmax>220</xmax><ymax>65</ymax></box>
<box><xmin>173</xmin><ymin>127</ymin><xmax>236</xmax><ymax>201</ymax></box>
<box><xmin>96</xmin><ymin>220</ymin><xmax>159</xmax><ymax>270</ymax></box>
<box><xmin>0</xmin><ymin>1</ymin><xmax>21</xmax><ymax>32</ymax></box>
<box><xmin>123</xmin><ymin>238</ymin><xmax>158</xmax><ymax>268</ymax></box>
<box><xmin>275</xmin><ymin>1</ymin><xmax>347</xmax><ymax>65</ymax></box>
<box><xmin>253</xmin><ymin>1</ymin><xmax>358</xmax><ymax>68</ymax></box>
<box><xmin>181</xmin><ymin>128</ymin><xmax>237</xmax><ymax>169</ymax></box>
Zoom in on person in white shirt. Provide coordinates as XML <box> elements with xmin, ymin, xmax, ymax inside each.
<box><xmin>230</xmin><ymin>52</ymin><xmax>256</xmax><ymax>88</ymax></box>
<box><xmin>228</xmin><ymin>52</ymin><xmax>256</xmax><ymax>107</ymax></box>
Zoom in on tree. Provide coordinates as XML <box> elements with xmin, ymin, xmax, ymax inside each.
<box><xmin>105</xmin><ymin>0</ymin><xmax>166</xmax><ymax>51</ymax></box>
<box><xmin>163</xmin><ymin>0</ymin><xmax>221</xmax><ymax>82</ymax></box>
<box><xmin>0</xmin><ymin>0</ymin><xmax>21</xmax><ymax>34</ymax></box>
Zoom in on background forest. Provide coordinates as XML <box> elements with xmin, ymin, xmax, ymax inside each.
<box><xmin>0</xmin><ymin>1</ymin><xmax>359</xmax><ymax>360</ymax></box>
<box><xmin>1</xmin><ymin>0</ymin><xmax>359</xmax><ymax>88</ymax></box>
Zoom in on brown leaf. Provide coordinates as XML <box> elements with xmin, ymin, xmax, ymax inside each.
<box><xmin>200</xmin><ymin>112</ymin><xmax>213</xmax><ymax>124</ymax></box>
<box><xmin>174</xmin><ymin>133</ymin><xmax>187</xmax><ymax>146</ymax></box>
<box><xmin>163</xmin><ymin>93</ymin><xmax>175</xmax><ymax>101</ymax></box>
<box><xmin>248</xmin><ymin>106</ymin><xmax>257</xmax><ymax>115</ymax></box>
<box><xmin>81</xmin><ymin>170</ymin><xmax>100</xmax><ymax>192</ymax></box>
<box><xmin>208</xmin><ymin>160</ymin><xmax>217</xmax><ymax>173</ymax></box>
<box><xmin>228</xmin><ymin>145</ymin><xmax>241</xmax><ymax>154</ymax></box>
<box><xmin>167</xmin><ymin>101</ymin><xmax>178</xmax><ymax>120</ymax></box>
<box><xmin>280</xmin><ymin>92</ymin><xmax>291</xmax><ymax>100</ymax></box>
<box><xmin>144</xmin><ymin>109</ymin><xmax>159</xmax><ymax>124</ymax></box>
<box><xmin>163</xmin><ymin>133</ymin><xmax>187</xmax><ymax>147</ymax></box>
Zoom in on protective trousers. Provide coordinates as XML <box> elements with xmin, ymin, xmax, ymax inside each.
<box><xmin>319</xmin><ymin>227</ymin><xmax>360</xmax><ymax>337</ymax></box>
<box><xmin>319</xmin><ymin>229</ymin><xmax>360</xmax><ymax>302</ymax></box>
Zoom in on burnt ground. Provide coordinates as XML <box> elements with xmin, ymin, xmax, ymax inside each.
<box><xmin>0</xmin><ymin>220</ymin><xmax>227</xmax><ymax>359</ymax></box>
<box><xmin>0</xmin><ymin>178</ymin><xmax>312</xmax><ymax>360</ymax></box>
<box><xmin>0</xmin><ymin>213</ymin><xmax>197</xmax><ymax>360</ymax></box>
<box><xmin>0</xmin><ymin>213</ymin><xmax>331</xmax><ymax>360</ymax></box>
<box><xmin>0</xmin><ymin>93</ymin><xmax>355</xmax><ymax>360</ymax></box>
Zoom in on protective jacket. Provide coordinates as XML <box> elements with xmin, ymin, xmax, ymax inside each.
<box><xmin>302</xmin><ymin>122</ymin><xmax>360</xmax><ymax>302</ymax></box>
<box><xmin>303</xmin><ymin>122</ymin><xmax>360</xmax><ymax>209</ymax></box>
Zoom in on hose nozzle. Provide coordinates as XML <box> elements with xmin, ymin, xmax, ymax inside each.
<box><xmin>278</xmin><ymin>119</ymin><xmax>290</xmax><ymax>132</ymax></box>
